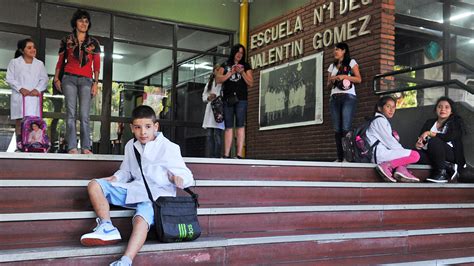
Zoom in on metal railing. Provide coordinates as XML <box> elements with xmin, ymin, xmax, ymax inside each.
<box><xmin>373</xmin><ymin>59</ymin><xmax>474</xmax><ymax>96</ymax></box>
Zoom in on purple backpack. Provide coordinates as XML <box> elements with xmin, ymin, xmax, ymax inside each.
<box><xmin>17</xmin><ymin>96</ymin><xmax>50</xmax><ymax>153</ymax></box>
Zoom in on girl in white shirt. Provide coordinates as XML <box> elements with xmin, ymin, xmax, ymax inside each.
<box><xmin>327</xmin><ymin>43</ymin><xmax>362</xmax><ymax>162</ymax></box>
<box><xmin>202</xmin><ymin>65</ymin><xmax>224</xmax><ymax>158</ymax></box>
<box><xmin>6</xmin><ymin>38</ymin><xmax>48</xmax><ymax>138</ymax></box>
<box><xmin>366</xmin><ymin>96</ymin><xmax>421</xmax><ymax>183</ymax></box>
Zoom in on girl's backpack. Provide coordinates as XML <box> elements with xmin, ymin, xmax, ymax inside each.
<box><xmin>342</xmin><ymin>116</ymin><xmax>382</xmax><ymax>163</ymax></box>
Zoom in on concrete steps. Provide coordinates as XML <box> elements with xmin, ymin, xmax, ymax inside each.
<box><xmin>2</xmin><ymin>227</ymin><xmax>474</xmax><ymax>265</ymax></box>
<box><xmin>1</xmin><ymin>153</ymin><xmax>472</xmax><ymax>265</ymax></box>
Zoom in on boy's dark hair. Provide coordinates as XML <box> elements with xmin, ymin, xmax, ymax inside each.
<box><xmin>70</xmin><ymin>9</ymin><xmax>92</xmax><ymax>31</ymax></box>
<box><xmin>334</xmin><ymin>42</ymin><xmax>351</xmax><ymax>67</ymax></box>
<box><xmin>131</xmin><ymin>105</ymin><xmax>157</xmax><ymax>123</ymax></box>
<box><xmin>374</xmin><ymin>95</ymin><xmax>396</xmax><ymax>114</ymax></box>
<box><xmin>15</xmin><ymin>38</ymin><xmax>35</xmax><ymax>58</ymax></box>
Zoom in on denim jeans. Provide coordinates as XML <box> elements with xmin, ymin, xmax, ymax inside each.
<box><xmin>329</xmin><ymin>93</ymin><xmax>357</xmax><ymax>133</ymax></box>
<box><xmin>206</xmin><ymin>128</ymin><xmax>223</xmax><ymax>158</ymax></box>
<box><xmin>62</xmin><ymin>74</ymin><xmax>93</xmax><ymax>151</ymax></box>
<box><xmin>330</xmin><ymin>93</ymin><xmax>357</xmax><ymax>159</ymax></box>
<box><xmin>223</xmin><ymin>100</ymin><xmax>248</xmax><ymax>129</ymax></box>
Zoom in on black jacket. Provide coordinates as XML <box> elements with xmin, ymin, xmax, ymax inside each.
<box><xmin>419</xmin><ymin>116</ymin><xmax>466</xmax><ymax>167</ymax></box>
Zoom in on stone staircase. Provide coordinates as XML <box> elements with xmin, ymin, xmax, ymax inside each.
<box><xmin>1</xmin><ymin>153</ymin><xmax>474</xmax><ymax>265</ymax></box>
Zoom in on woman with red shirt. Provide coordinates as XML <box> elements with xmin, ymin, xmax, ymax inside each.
<box><xmin>54</xmin><ymin>9</ymin><xmax>100</xmax><ymax>154</ymax></box>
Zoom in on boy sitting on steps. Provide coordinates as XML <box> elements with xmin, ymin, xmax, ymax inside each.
<box><xmin>81</xmin><ymin>105</ymin><xmax>194</xmax><ymax>266</ymax></box>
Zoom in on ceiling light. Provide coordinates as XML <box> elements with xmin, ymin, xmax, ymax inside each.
<box><xmin>100</xmin><ymin>53</ymin><xmax>124</xmax><ymax>59</ymax></box>
<box><xmin>182</xmin><ymin>62</ymin><xmax>213</xmax><ymax>70</ymax></box>
<box><xmin>449</xmin><ymin>12</ymin><xmax>474</xmax><ymax>21</ymax></box>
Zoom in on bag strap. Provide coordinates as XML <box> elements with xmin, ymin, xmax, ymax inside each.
<box><xmin>133</xmin><ymin>144</ymin><xmax>154</xmax><ymax>202</ymax></box>
<box><xmin>366</xmin><ymin>115</ymin><xmax>384</xmax><ymax>164</ymax></box>
<box><xmin>133</xmin><ymin>143</ymin><xmax>199</xmax><ymax>205</ymax></box>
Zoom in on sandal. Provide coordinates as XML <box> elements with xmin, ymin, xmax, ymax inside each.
<box><xmin>82</xmin><ymin>149</ymin><xmax>93</xmax><ymax>155</ymax></box>
<box><xmin>68</xmin><ymin>148</ymin><xmax>79</xmax><ymax>154</ymax></box>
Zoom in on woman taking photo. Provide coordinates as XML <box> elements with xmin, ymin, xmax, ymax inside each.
<box><xmin>54</xmin><ymin>9</ymin><xmax>101</xmax><ymax>154</ymax></box>
<box><xmin>216</xmin><ymin>44</ymin><xmax>253</xmax><ymax>159</ymax></box>
<box><xmin>6</xmin><ymin>38</ymin><xmax>48</xmax><ymax>141</ymax></box>
<box><xmin>416</xmin><ymin>97</ymin><xmax>466</xmax><ymax>183</ymax></box>
<box><xmin>327</xmin><ymin>42</ymin><xmax>361</xmax><ymax>162</ymax></box>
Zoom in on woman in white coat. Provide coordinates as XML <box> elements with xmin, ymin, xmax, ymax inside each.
<box><xmin>366</xmin><ymin>96</ymin><xmax>421</xmax><ymax>183</ymax></box>
<box><xmin>202</xmin><ymin>65</ymin><xmax>224</xmax><ymax>158</ymax></box>
<box><xmin>6</xmin><ymin>38</ymin><xmax>48</xmax><ymax>139</ymax></box>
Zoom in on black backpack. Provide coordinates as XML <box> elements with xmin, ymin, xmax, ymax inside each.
<box><xmin>342</xmin><ymin>116</ymin><xmax>382</xmax><ymax>163</ymax></box>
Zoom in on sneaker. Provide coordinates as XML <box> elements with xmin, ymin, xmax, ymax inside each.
<box><xmin>110</xmin><ymin>256</ymin><xmax>132</xmax><ymax>266</ymax></box>
<box><xmin>375</xmin><ymin>162</ymin><xmax>397</xmax><ymax>182</ymax></box>
<box><xmin>426</xmin><ymin>169</ymin><xmax>449</xmax><ymax>183</ymax></box>
<box><xmin>445</xmin><ymin>162</ymin><xmax>459</xmax><ymax>181</ymax></box>
<box><xmin>80</xmin><ymin>218</ymin><xmax>122</xmax><ymax>246</ymax></box>
<box><xmin>394</xmin><ymin>166</ymin><xmax>420</xmax><ymax>183</ymax></box>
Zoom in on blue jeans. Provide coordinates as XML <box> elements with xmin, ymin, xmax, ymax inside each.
<box><xmin>206</xmin><ymin>128</ymin><xmax>223</xmax><ymax>158</ymax></box>
<box><xmin>223</xmin><ymin>100</ymin><xmax>248</xmax><ymax>129</ymax></box>
<box><xmin>329</xmin><ymin>93</ymin><xmax>357</xmax><ymax>133</ymax></box>
<box><xmin>330</xmin><ymin>93</ymin><xmax>357</xmax><ymax>159</ymax></box>
<box><xmin>62</xmin><ymin>74</ymin><xmax>93</xmax><ymax>151</ymax></box>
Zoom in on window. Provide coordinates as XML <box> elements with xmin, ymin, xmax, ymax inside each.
<box><xmin>450</xmin><ymin>4</ymin><xmax>474</xmax><ymax>29</ymax></box>
<box><xmin>114</xmin><ymin>16</ymin><xmax>173</xmax><ymax>47</ymax></box>
<box><xmin>177</xmin><ymin>26</ymin><xmax>231</xmax><ymax>51</ymax></box>
<box><xmin>396</xmin><ymin>0</ymin><xmax>443</xmax><ymax>23</ymax></box>
<box><xmin>113</xmin><ymin>42</ymin><xmax>171</xmax><ymax>84</ymax></box>
<box><xmin>41</xmin><ymin>4</ymin><xmax>111</xmax><ymax>37</ymax></box>
<box><xmin>0</xmin><ymin>0</ymin><xmax>37</xmax><ymax>27</ymax></box>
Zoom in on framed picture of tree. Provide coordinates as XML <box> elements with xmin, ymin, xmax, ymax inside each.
<box><xmin>258</xmin><ymin>52</ymin><xmax>323</xmax><ymax>130</ymax></box>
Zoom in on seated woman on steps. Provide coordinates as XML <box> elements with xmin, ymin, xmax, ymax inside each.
<box><xmin>416</xmin><ymin>96</ymin><xmax>466</xmax><ymax>183</ymax></box>
<box><xmin>366</xmin><ymin>96</ymin><xmax>421</xmax><ymax>183</ymax></box>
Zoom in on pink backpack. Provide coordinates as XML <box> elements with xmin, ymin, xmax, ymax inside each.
<box><xmin>17</xmin><ymin>95</ymin><xmax>50</xmax><ymax>153</ymax></box>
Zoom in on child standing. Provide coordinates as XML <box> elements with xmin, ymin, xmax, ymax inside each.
<box><xmin>366</xmin><ymin>96</ymin><xmax>420</xmax><ymax>183</ymax></box>
<box><xmin>80</xmin><ymin>105</ymin><xmax>194</xmax><ymax>266</ymax></box>
<box><xmin>202</xmin><ymin>65</ymin><xmax>224</xmax><ymax>158</ymax></box>
<box><xmin>6</xmin><ymin>38</ymin><xmax>48</xmax><ymax>140</ymax></box>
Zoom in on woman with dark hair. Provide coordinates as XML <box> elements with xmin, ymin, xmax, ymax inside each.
<box><xmin>216</xmin><ymin>44</ymin><xmax>253</xmax><ymax>158</ymax></box>
<box><xmin>54</xmin><ymin>9</ymin><xmax>101</xmax><ymax>154</ymax></box>
<box><xmin>327</xmin><ymin>42</ymin><xmax>361</xmax><ymax>162</ymax></box>
<box><xmin>416</xmin><ymin>97</ymin><xmax>466</xmax><ymax>183</ymax></box>
<box><xmin>6</xmin><ymin>38</ymin><xmax>48</xmax><ymax>139</ymax></box>
<box><xmin>202</xmin><ymin>64</ymin><xmax>224</xmax><ymax>158</ymax></box>
<box><xmin>366</xmin><ymin>96</ymin><xmax>421</xmax><ymax>182</ymax></box>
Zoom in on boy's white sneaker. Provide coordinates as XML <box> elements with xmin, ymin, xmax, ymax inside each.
<box><xmin>80</xmin><ymin>218</ymin><xmax>122</xmax><ymax>246</ymax></box>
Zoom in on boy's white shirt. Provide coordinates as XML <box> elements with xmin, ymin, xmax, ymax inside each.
<box><xmin>111</xmin><ymin>132</ymin><xmax>194</xmax><ymax>204</ymax></box>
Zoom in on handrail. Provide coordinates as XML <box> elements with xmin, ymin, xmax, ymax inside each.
<box><xmin>373</xmin><ymin>59</ymin><xmax>474</xmax><ymax>96</ymax></box>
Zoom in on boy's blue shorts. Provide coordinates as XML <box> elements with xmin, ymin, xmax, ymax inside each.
<box><xmin>94</xmin><ymin>179</ymin><xmax>154</xmax><ymax>228</ymax></box>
